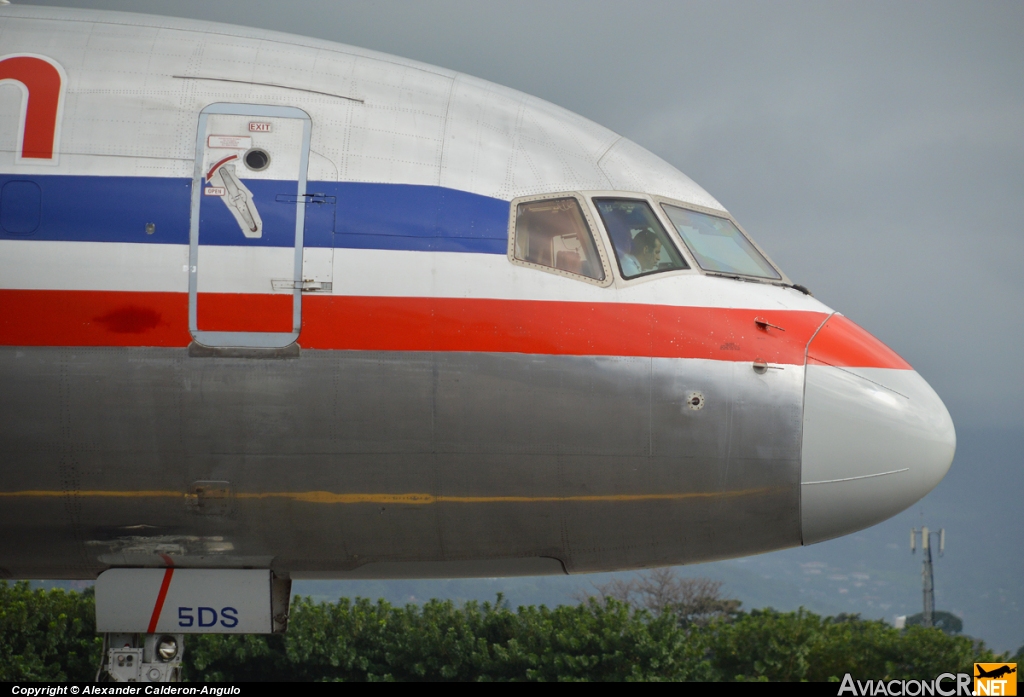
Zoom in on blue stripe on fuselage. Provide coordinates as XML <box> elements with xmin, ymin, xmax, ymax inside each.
<box><xmin>0</xmin><ymin>175</ymin><xmax>509</xmax><ymax>253</ymax></box>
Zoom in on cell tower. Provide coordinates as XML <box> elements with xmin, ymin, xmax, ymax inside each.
<box><xmin>910</xmin><ymin>527</ymin><xmax>944</xmax><ymax>627</ymax></box>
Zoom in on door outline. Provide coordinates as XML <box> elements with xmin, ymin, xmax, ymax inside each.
<box><xmin>188</xmin><ymin>103</ymin><xmax>311</xmax><ymax>349</ymax></box>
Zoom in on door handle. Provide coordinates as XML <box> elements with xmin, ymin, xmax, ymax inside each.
<box><xmin>271</xmin><ymin>279</ymin><xmax>332</xmax><ymax>292</ymax></box>
<box><xmin>275</xmin><ymin>194</ymin><xmax>336</xmax><ymax>205</ymax></box>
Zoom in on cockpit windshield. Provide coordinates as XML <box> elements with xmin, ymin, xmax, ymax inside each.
<box><xmin>661</xmin><ymin>204</ymin><xmax>781</xmax><ymax>280</ymax></box>
<box><xmin>594</xmin><ymin>199</ymin><xmax>689</xmax><ymax>280</ymax></box>
<box><xmin>514</xmin><ymin>198</ymin><xmax>605</xmax><ymax>281</ymax></box>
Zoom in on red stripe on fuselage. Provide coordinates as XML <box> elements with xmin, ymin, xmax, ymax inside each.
<box><xmin>197</xmin><ymin>292</ymin><xmax>293</xmax><ymax>332</ymax></box>
<box><xmin>301</xmin><ymin>295</ymin><xmax>828</xmax><ymax>363</ymax></box>
<box><xmin>0</xmin><ymin>289</ymin><xmax>191</xmax><ymax>346</ymax></box>
<box><xmin>0</xmin><ymin>288</ymin><xmax>847</xmax><ymax>365</ymax></box>
<box><xmin>807</xmin><ymin>314</ymin><xmax>912</xmax><ymax>370</ymax></box>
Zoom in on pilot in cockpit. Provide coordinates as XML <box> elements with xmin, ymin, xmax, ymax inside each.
<box><xmin>596</xmin><ymin>198</ymin><xmax>690</xmax><ymax>280</ymax></box>
<box><xmin>618</xmin><ymin>228</ymin><xmax>662</xmax><ymax>277</ymax></box>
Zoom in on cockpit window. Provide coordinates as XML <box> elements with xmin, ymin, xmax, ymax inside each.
<box><xmin>513</xmin><ymin>198</ymin><xmax>605</xmax><ymax>281</ymax></box>
<box><xmin>661</xmin><ymin>204</ymin><xmax>781</xmax><ymax>280</ymax></box>
<box><xmin>593</xmin><ymin>199</ymin><xmax>689</xmax><ymax>280</ymax></box>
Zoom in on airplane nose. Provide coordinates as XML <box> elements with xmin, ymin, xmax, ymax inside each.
<box><xmin>800</xmin><ymin>315</ymin><xmax>956</xmax><ymax>545</ymax></box>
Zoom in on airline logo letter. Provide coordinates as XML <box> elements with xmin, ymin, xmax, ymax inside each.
<box><xmin>0</xmin><ymin>53</ymin><xmax>66</xmax><ymax>164</ymax></box>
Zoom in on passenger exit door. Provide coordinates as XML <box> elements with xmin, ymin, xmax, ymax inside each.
<box><xmin>188</xmin><ymin>104</ymin><xmax>311</xmax><ymax>349</ymax></box>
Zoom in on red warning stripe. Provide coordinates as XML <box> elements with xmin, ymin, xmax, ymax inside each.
<box><xmin>147</xmin><ymin>568</ymin><xmax>175</xmax><ymax>634</ymax></box>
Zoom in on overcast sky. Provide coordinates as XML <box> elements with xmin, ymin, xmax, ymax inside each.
<box><xmin>20</xmin><ymin>0</ymin><xmax>1024</xmax><ymax>431</ymax></box>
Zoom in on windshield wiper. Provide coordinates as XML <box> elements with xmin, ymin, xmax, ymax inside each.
<box><xmin>706</xmin><ymin>272</ymin><xmax>812</xmax><ymax>296</ymax></box>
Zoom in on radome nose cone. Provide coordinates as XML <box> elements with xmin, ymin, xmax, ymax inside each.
<box><xmin>800</xmin><ymin>366</ymin><xmax>956</xmax><ymax>545</ymax></box>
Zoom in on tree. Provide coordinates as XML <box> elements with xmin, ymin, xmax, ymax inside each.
<box><xmin>905</xmin><ymin>611</ymin><xmax>963</xmax><ymax>635</ymax></box>
<box><xmin>1</xmin><ymin>581</ymin><xmax>1007</xmax><ymax>682</ymax></box>
<box><xmin>584</xmin><ymin>569</ymin><xmax>741</xmax><ymax>626</ymax></box>
<box><xmin>700</xmin><ymin>608</ymin><xmax>1003</xmax><ymax>682</ymax></box>
<box><xmin>186</xmin><ymin>595</ymin><xmax>714</xmax><ymax>681</ymax></box>
<box><xmin>0</xmin><ymin>581</ymin><xmax>100</xmax><ymax>681</ymax></box>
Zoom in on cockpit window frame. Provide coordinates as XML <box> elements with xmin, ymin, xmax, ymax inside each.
<box><xmin>652</xmin><ymin>195</ymin><xmax>791</xmax><ymax>286</ymax></box>
<box><xmin>507</xmin><ymin>192</ymin><xmax>614</xmax><ymax>288</ymax></box>
<box><xmin>589</xmin><ymin>195</ymin><xmax>696</xmax><ymax>284</ymax></box>
<box><xmin>576</xmin><ymin>191</ymin><xmax>698</xmax><ymax>286</ymax></box>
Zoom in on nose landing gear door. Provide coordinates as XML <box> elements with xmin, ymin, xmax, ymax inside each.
<box><xmin>188</xmin><ymin>104</ymin><xmax>311</xmax><ymax>349</ymax></box>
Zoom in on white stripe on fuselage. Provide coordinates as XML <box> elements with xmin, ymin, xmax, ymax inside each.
<box><xmin>0</xmin><ymin>240</ymin><xmax>831</xmax><ymax>312</ymax></box>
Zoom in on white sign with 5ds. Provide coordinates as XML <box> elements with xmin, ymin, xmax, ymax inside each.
<box><xmin>95</xmin><ymin>568</ymin><xmax>273</xmax><ymax>634</ymax></box>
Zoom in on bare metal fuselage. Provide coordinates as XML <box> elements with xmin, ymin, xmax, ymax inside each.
<box><xmin>0</xmin><ymin>346</ymin><xmax>802</xmax><ymax>579</ymax></box>
<box><xmin>0</xmin><ymin>6</ymin><xmax>954</xmax><ymax>583</ymax></box>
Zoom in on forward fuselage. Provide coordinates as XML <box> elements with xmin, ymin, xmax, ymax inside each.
<box><xmin>0</xmin><ymin>6</ymin><xmax>954</xmax><ymax>580</ymax></box>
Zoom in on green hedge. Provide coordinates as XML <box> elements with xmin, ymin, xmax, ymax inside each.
<box><xmin>0</xmin><ymin>581</ymin><xmax>1005</xmax><ymax>682</ymax></box>
<box><xmin>0</xmin><ymin>582</ymin><xmax>100</xmax><ymax>681</ymax></box>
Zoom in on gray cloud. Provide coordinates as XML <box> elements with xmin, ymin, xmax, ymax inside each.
<box><xmin>19</xmin><ymin>0</ymin><xmax>1024</xmax><ymax>428</ymax></box>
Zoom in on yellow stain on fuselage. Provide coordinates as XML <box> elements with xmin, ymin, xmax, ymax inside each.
<box><xmin>0</xmin><ymin>488</ymin><xmax>773</xmax><ymax>504</ymax></box>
